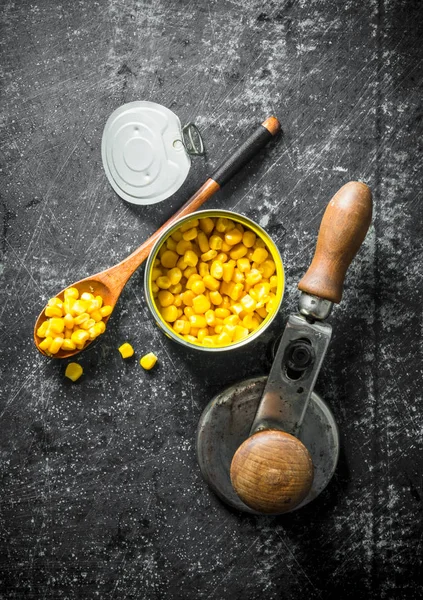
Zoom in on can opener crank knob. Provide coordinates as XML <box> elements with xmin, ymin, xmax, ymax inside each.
<box><xmin>197</xmin><ymin>181</ymin><xmax>373</xmax><ymax>514</ymax></box>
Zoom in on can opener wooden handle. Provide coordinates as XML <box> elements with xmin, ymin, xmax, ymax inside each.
<box><xmin>230</xmin><ymin>182</ymin><xmax>373</xmax><ymax>514</ymax></box>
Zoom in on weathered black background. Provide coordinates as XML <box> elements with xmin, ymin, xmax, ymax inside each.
<box><xmin>1</xmin><ymin>0</ymin><xmax>422</xmax><ymax>598</ymax></box>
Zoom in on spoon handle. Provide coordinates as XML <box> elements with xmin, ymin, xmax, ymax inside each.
<box><xmin>108</xmin><ymin>116</ymin><xmax>281</xmax><ymax>286</ymax></box>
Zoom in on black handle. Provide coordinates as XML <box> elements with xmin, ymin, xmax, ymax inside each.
<box><xmin>211</xmin><ymin>117</ymin><xmax>281</xmax><ymax>187</ymax></box>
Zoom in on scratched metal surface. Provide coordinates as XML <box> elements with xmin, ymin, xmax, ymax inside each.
<box><xmin>1</xmin><ymin>0</ymin><xmax>422</xmax><ymax>598</ymax></box>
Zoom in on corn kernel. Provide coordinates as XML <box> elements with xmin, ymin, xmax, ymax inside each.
<box><xmin>180</xmin><ymin>218</ymin><xmax>199</xmax><ymax>233</ymax></box>
<box><xmin>80</xmin><ymin>318</ymin><xmax>96</xmax><ymax>330</ymax></box>
<box><xmin>37</xmin><ymin>321</ymin><xmax>49</xmax><ymax>338</ymax></box>
<box><xmin>169</xmin><ymin>283</ymin><xmax>182</xmax><ymax>295</ymax></box>
<box><xmin>64</xmin><ymin>329</ymin><xmax>72</xmax><ymax>339</ymax></box>
<box><xmin>182</xmin><ymin>290</ymin><xmax>195</xmax><ymax>306</ymax></box>
<box><xmin>161</xmin><ymin>250</ymin><xmax>179</xmax><ymax>268</ymax></box>
<box><xmin>186</xmin><ymin>274</ymin><xmax>202</xmax><ymax>289</ymax></box>
<box><xmin>168</xmin><ymin>267</ymin><xmax>182</xmax><ymax>285</ymax></box>
<box><xmin>224</xmin><ymin>314</ymin><xmax>240</xmax><ymax>326</ymax></box>
<box><xmin>95</xmin><ymin>321</ymin><xmax>106</xmax><ymax>334</ymax></box>
<box><xmin>215</xmin><ymin>252</ymin><xmax>228</xmax><ymax>264</ymax></box>
<box><xmin>140</xmin><ymin>352</ymin><xmax>158</xmax><ymax>370</ymax></box>
<box><xmin>184</xmin><ymin>250</ymin><xmax>199</xmax><ymax>267</ymax></box>
<box><xmin>156</xmin><ymin>276</ymin><xmax>171</xmax><ymax>290</ymax></box>
<box><xmin>199</xmin><ymin>217</ymin><xmax>215</xmax><ymax>235</ymax></box>
<box><xmin>266</xmin><ymin>295</ymin><xmax>278</xmax><ymax>313</ymax></box>
<box><xmin>202</xmin><ymin>274</ymin><xmax>220</xmax><ymax>291</ymax></box>
<box><xmin>48</xmin><ymin>317</ymin><xmax>65</xmax><ymax>333</ymax></box>
<box><xmin>90</xmin><ymin>310</ymin><xmax>102</xmax><ymax>323</ymax></box>
<box><xmin>215</xmin><ymin>307</ymin><xmax>230</xmax><ymax>319</ymax></box>
<box><xmin>177</xmin><ymin>257</ymin><xmax>188</xmax><ymax>270</ymax></box>
<box><xmin>255</xmin><ymin>237</ymin><xmax>265</xmax><ymax>248</ymax></box>
<box><xmin>151</xmin><ymin>267</ymin><xmax>162</xmax><ymax>281</ymax></box>
<box><xmin>65</xmin><ymin>362</ymin><xmax>83</xmax><ymax>381</ymax></box>
<box><xmin>209</xmin><ymin>291</ymin><xmax>223</xmax><ymax>305</ymax></box>
<box><xmin>209</xmin><ymin>234</ymin><xmax>223</xmax><ymax>251</ymax></box>
<box><xmin>174</xmin><ymin>319</ymin><xmax>191</xmax><ymax>335</ymax></box>
<box><xmin>184</xmin><ymin>306</ymin><xmax>194</xmax><ymax>318</ymax></box>
<box><xmin>269</xmin><ymin>275</ymin><xmax>278</xmax><ymax>289</ymax></box>
<box><xmin>198</xmin><ymin>262</ymin><xmax>209</xmax><ymax>278</ymax></box>
<box><xmin>237</xmin><ymin>258</ymin><xmax>250</xmax><ymax>273</ymax></box>
<box><xmin>158</xmin><ymin>290</ymin><xmax>175</xmax><ymax>307</ymax></box>
<box><xmin>118</xmin><ymin>342</ymin><xmax>134</xmax><ymax>358</ymax></box>
<box><xmin>72</xmin><ymin>300</ymin><xmax>88</xmax><ymax>315</ymax></box>
<box><xmin>202</xmin><ymin>336</ymin><xmax>215</xmax><ymax>347</ymax></box>
<box><xmin>189</xmin><ymin>314</ymin><xmax>207</xmax><ymax>329</ymax></box>
<box><xmin>71</xmin><ymin>329</ymin><xmax>89</xmax><ymax>345</ymax></box>
<box><xmin>191</xmin><ymin>279</ymin><xmax>206</xmax><ymax>295</ymax></box>
<box><xmin>223</xmin><ymin>323</ymin><xmax>236</xmax><ymax>339</ymax></box>
<box><xmin>234</xmin><ymin>325</ymin><xmax>249</xmax><ymax>341</ymax></box>
<box><xmin>201</xmin><ymin>249</ymin><xmax>217</xmax><ymax>262</ymax></box>
<box><xmin>205</xmin><ymin>309</ymin><xmax>216</xmax><ymax>326</ymax></box>
<box><xmin>61</xmin><ymin>339</ymin><xmax>76</xmax><ymax>351</ymax></box>
<box><xmin>210</xmin><ymin>260</ymin><xmax>224</xmax><ymax>280</ymax></box>
<box><xmin>240</xmin><ymin>294</ymin><xmax>256</xmax><ymax>313</ymax></box>
<box><xmin>217</xmin><ymin>331</ymin><xmax>232</xmax><ymax>345</ymax></box>
<box><xmin>99</xmin><ymin>305</ymin><xmax>111</xmax><ymax>318</ymax></box>
<box><xmin>176</xmin><ymin>240</ymin><xmax>193</xmax><ymax>255</ymax></box>
<box><xmin>166</xmin><ymin>237</ymin><xmax>177</xmax><ymax>251</ymax></box>
<box><xmin>259</xmin><ymin>259</ymin><xmax>276</xmax><ymax>278</ymax></box>
<box><xmin>39</xmin><ymin>336</ymin><xmax>53</xmax><ymax>351</ymax></box>
<box><xmin>216</xmin><ymin>217</ymin><xmax>234</xmax><ymax>232</ymax></box>
<box><xmin>64</xmin><ymin>287</ymin><xmax>79</xmax><ymax>300</ymax></box>
<box><xmin>74</xmin><ymin>313</ymin><xmax>90</xmax><ymax>326</ymax></box>
<box><xmin>224</xmin><ymin>228</ymin><xmax>243</xmax><ymax>246</ymax></box>
<box><xmin>49</xmin><ymin>336</ymin><xmax>64</xmax><ymax>354</ymax></box>
<box><xmin>243</xmin><ymin>314</ymin><xmax>260</xmax><ymax>330</ymax></box>
<box><xmin>182</xmin><ymin>227</ymin><xmax>198</xmax><ymax>241</ymax></box>
<box><xmin>197</xmin><ymin>328</ymin><xmax>209</xmax><ymax>342</ymax></box>
<box><xmin>45</xmin><ymin>305</ymin><xmax>63</xmax><ymax>318</ymax></box>
<box><xmin>242</xmin><ymin>230</ymin><xmax>256</xmax><ymax>248</ymax></box>
<box><xmin>230</xmin><ymin>303</ymin><xmax>244</xmax><ymax>316</ymax></box>
<box><xmin>252</xmin><ymin>247</ymin><xmax>269</xmax><ymax>264</ymax></box>
<box><xmin>229</xmin><ymin>243</ymin><xmax>248</xmax><ymax>260</ymax></box>
<box><xmin>230</xmin><ymin>282</ymin><xmax>244</xmax><ymax>301</ymax></box>
<box><xmin>161</xmin><ymin>305</ymin><xmax>178</xmax><ymax>322</ymax></box>
<box><xmin>193</xmin><ymin>294</ymin><xmax>211</xmax><ymax>314</ymax></box>
<box><xmin>232</xmin><ymin>268</ymin><xmax>245</xmax><ymax>284</ymax></box>
<box><xmin>197</xmin><ymin>231</ymin><xmax>210</xmax><ymax>253</ymax></box>
<box><xmin>246</xmin><ymin>269</ymin><xmax>262</xmax><ymax>285</ymax></box>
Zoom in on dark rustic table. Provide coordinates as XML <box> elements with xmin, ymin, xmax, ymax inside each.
<box><xmin>1</xmin><ymin>1</ymin><xmax>422</xmax><ymax>598</ymax></box>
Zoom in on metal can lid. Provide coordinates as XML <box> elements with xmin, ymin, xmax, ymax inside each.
<box><xmin>101</xmin><ymin>101</ymin><xmax>191</xmax><ymax>205</ymax></box>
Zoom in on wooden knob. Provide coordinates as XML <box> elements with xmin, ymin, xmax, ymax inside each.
<box><xmin>230</xmin><ymin>430</ymin><xmax>314</xmax><ymax>514</ymax></box>
<box><xmin>298</xmin><ymin>181</ymin><xmax>372</xmax><ymax>304</ymax></box>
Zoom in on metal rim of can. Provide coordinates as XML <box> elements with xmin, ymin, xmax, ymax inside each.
<box><xmin>144</xmin><ymin>209</ymin><xmax>285</xmax><ymax>352</ymax></box>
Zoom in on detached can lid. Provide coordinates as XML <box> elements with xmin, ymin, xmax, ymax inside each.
<box><xmin>101</xmin><ymin>101</ymin><xmax>203</xmax><ymax>205</ymax></box>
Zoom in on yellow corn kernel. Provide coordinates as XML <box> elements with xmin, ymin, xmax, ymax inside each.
<box><xmin>215</xmin><ymin>307</ymin><xmax>230</xmax><ymax>319</ymax></box>
<box><xmin>199</xmin><ymin>217</ymin><xmax>215</xmax><ymax>235</ymax></box>
<box><xmin>173</xmin><ymin>294</ymin><xmax>183</xmax><ymax>308</ymax></box>
<box><xmin>232</xmin><ymin>268</ymin><xmax>245</xmax><ymax>284</ymax></box>
<box><xmin>80</xmin><ymin>292</ymin><xmax>94</xmax><ymax>302</ymax></box>
<box><xmin>176</xmin><ymin>239</ymin><xmax>193</xmax><ymax>255</ymax></box>
<box><xmin>74</xmin><ymin>312</ymin><xmax>90</xmax><ymax>326</ymax></box>
<box><xmin>64</xmin><ymin>287</ymin><xmax>79</xmax><ymax>300</ymax></box>
<box><xmin>201</xmin><ymin>249</ymin><xmax>217</xmax><ymax>262</ymax></box>
<box><xmin>230</xmin><ymin>303</ymin><xmax>244</xmax><ymax>316</ymax></box>
<box><xmin>182</xmin><ymin>227</ymin><xmax>198</xmax><ymax>241</ymax></box>
<box><xmin>183</xmin><ymin>250</ymin><xmax>199</xmax><ymax>267</ymax></box>
<box><xmin>186</xmin><ymin>274</ymin><xmax>202</xmax><ymax>290</ymax></box>
<box><xmin>243</xmin><ymin>314</ymin><xmax>260</xmax><ymax>330</ymax></box>
<box><xmin>217</xmin><ymin>331</ymin><xmax>232</xmax><ymax>345</ymax></box>
<box><xmin>64</xmin><ymin>329</ymin><xmax>72</xmax><ymax>339</ymax></box>
<box><xmin>234</xmin><ymin>325</ymin><xmax>249</xmax><ymax>341</ymax></box>
<box><xmin>183</xmin><ymin>267</ymin><xmax>197</xmax><ymax>281</ymax></box>
<box><xmin>197</xmin><ymin>231</ymin><xmax>210</xmax><ymax>253</ymax></box>
<box><xmin>158</xmin><ymin>290</ymin><xmax>175</xmax><ymax>308</ymax></box>
<box><xmin>176</xmin><ymin>257</ymin><xmax>188</xmax><ymax>271</ymax></box>
<box><xmin>65</xmin><ymin>362</ymin><xmax>83</xmax><ymax>381</ymax></box>
<box><xmin>169</xmin><ymin>283</ymin><xmax>182</xmax><ymax>295</ymax></box>
<box><xmin>98</xmin><ymin>305</ymin><xmax>111</xmax><ymax>318</ymax></box>
<box><xmin>255</xmin><ymin>237</ymin><xmax>265</xmax><ymax>248</ymax></box>
<box><xmin>216</xmin><ymin>217</ymin><xmax>234</xmax><ymax>232</ymax></box>
<box><xmin>198</xmin><ymin>262</ymin><xmax>209</xmax><ymax>277</ymax></box>
<box><xmin>205</xmin><ymin>309</ymin><xmax>216</xmax><ymax>326</ymax></box>
<box><xmin>266</xmin><ymin>295</ymin><xmax>278</xmax><ymax>314</ymax></box>
<box><xmin>45</xmin><ymin>305</ymin><xmax>63</xmax><ymax>318</ymax></box>
<box><xmin>259</xmin><ymin>259</ymin><xmax>276</xmax><ymax>279</ymax></box>
<box><xmin>118</xmin><ymin>342</ymin><xmax>134</xmax><ymax>358</ymax></box>
<box><xmin>215</xmin><ymin>252</ymin><xmax>228</xmax><ymax>264</ymax></box>
<box><xmin>237</xmin><ymin>258</ymin><xmax>251</xmax><ymax>273</ymax></box>
<box><xmin>191</xmin><ymin>279</ymin><xmax>206</xmax><ymax>295</ymax></box>
<box><xmin>39</xmin><ymin>336</ymin><xmax>53</xmax><ymax>351</ymax></box>
<box><xmin>168</xmin><ymin>267</ymin><xmax>182</xmax><ymax>286</ymax></box>
<box><xmin>61</xmin><ymin>339</ymin><xmax>76</xmax><ymax>351</ymax></box>
<box><xmin>246</xmin><ymin>248</ymin><xmax>255</xmax><ymax>261</ymax></box>
<box><xmin>184</xmin><ymin>306</ymin><xmax>195</xmax><ymax>319</ymax></box>
<box><xmin>49</xmin><ymin>336</ymin><xmax>64</xmax><ymax>354</ymax></box>
<box><xmin>209</xmin><ymin>234</ymin><xmax>223</xmax><ymax>251</ymax></box>
<box><xmin>156</xmin><ymin>276</ymin><xmax>172</xmax><ymax>290</ymax></box>
<box><xmin>166</xmin><ymin>237</ymin><xmax>177</xmax><ymax>251</ymax></box>
<box><xmin>85</xmin><ymin>299</ymin><xmax>100</xmax><ymax>313</ymax></box>
<box><xmin>140</xmin><ymin>352</ymin><xmax>158</xmax><ymax>370</ymax></box>
<box><xmin>242</xmin><ymin>230</ymin><xmax>256</xmax><ymax>248</ymax></box>
<box><xmin>235</xmin><ymin>223</ymin><xmax>244</xmax><ymax>233</ymax></box>
<box><xmin>49</xmin><ymin>317</ymin><xmax>65</xmax><ymax>333</ymax></box>
<box><xmin>189</xmin><ymin>314</ymin><xmax>207</xmax><ymax>329</ymax></box>
<box><xmin>72</xmin><ymin>300</ymin><xmax>89</xmax><ymax>315</ymax></box>
<box><xmin>37</xmin><ymin>321</ymin><xmax>49</xmax><ymax>338</ymax></box>
<box><xmin>189</xmin><ymin>327</ymin><xmax>198</xmax><ymax>337</ymax></box>
<box><xmin>256</xmin><ymin>306</ymin><xmax>268</xmax><ymax>319</ymax></box>
<box><xmin>95</xmin><ymin>295</ymin><xmax>103</xmax><ymax>308</ymax></box>
<box><xmin>71</xmin><ymin>329</ymin><xmax>89</xmax><ymax>345</ymax></box>
<box><xmin>240</xmin><ymin>294</ymin><xmax>256</xmax><ymax>313</ymax></box>
<box><xmin>221</xmin><ymin>241</ymin><xmax>232</xmax><ymax>252</ymax></box>
<box><xmin>209</xmin><ymin>291</ymin><xmax>223</xmax><ymax>305</ymax></box>
<box><xmin>180</xmin><ymin>218</ymin><xmax>199</xmax><ymax>233</ymax></box>
<box><xmin>223</xmin><ymin>323</ymin><xmax>236</xmax><ymax>339</ymax></box>
<box><xmin>224</xmin><ymin>228</ymin><xmax>243</xmax><ymax>246</ymax></box>
<box><xmin>193</xmin><ymin>294</ymin><xmax>211</xmax><ymax>314</ymax></box>
<box><xmin>230</xmin><ymin>282</ymin><xmax>244</xmax><ymax>301</ymax></box>
<box><xmin>87</xmin><ymin>326</ymin><xmax>98</xmax><ymax>340</ymax></box>
<box><xmin>151</xmin><ymin>267</ymin><xmax>162</xmax><ymax>281</ymax></box>
<box><xmin>269</xmin><ymin>275</ymin><xmax>278</xmax><ymax>290</ymax></box>
<box><xmin>197</xmin><ymin>328</ymin><xmax>209</xmax><ymax>342</ymax></box>
<box><xmin>152</xmin><ymin>283</ymin><xmax>159</xmax><ymax>294</ymax></box>
<box><xmin>202</xmin><ymin>274</ymin><xmax>219</xmax><ymax>291</ymax></box>
<box><xmin>246</xmin><ymin>269</ymin><xmax>262</xmax><ymax>285</ymax></box>
<box><xmin>90</xmin><ymin>310</ymin><xmax>102</xmax><ymax>323</ymax></box>
<box><xmin>229</xmin><ymin>243</ymin><xmax>248</xmax><ymax>260</ymax></box>
<box><xmin>181</xmin><ymin>289</ymin><xmax>195</xmax><ymax>306</ymax></box>
<box><xmin>210</xmin><ymin>260</ymin><xmax>224</xmax><ymax>280</ymax></box>
<box><xmin>63</xmin><ymin>298</ymin><xmax>76</xmax><ymax>316</ymax></box>
<box><xmin>202</xmin><ymin>336</ymin><xmax>215</xmax><ymax>347</ymax></box>
<box><xmin>161</xmin><ymin>305</ymin><xmax>178</xmax><ymax>322</ymax></box>
<box><xmin>80</xmin><ymin>318</ymin><xmax>96</xmax><ymax>330</ymax></box>
<box><xmin>222</xmin><ymin>262</ymin><xmax>235</xmax><ymax>283</ymax></box>
<box><xmin>174</xmin><ymin>319</ymin><xmax>191</xmax><ymax>335</ymax></box>
<box><xmin>252</xmin><ymin>247</ymin><xmax>269</xmax><ymax>264</ymax></box>
<box><xmin>96</xmin><ymin>321</ymin><xmax>106</xmax><ymax>334</ymax></box>
<box><xmin>161</xmin><ymin>250</ymin><xmax>179</xmax><ymax>268</ymax></box>
<box><xmin>254</xmin><ymin>282</ymin><xmax>270</xmax><ymax>299</ymax></box>
<box><xmin>221</xmin><ymin>296</ymin><xmax>231</xmax><ymax>310</ymax></box>
<box><xmin>224</xmin><ymin>314</ymin><xmax>240</xmax><ymax>326</ymax></box>
<box><xmin>171</xmin><ymin>229</ymin><xmax>182</xmax><ymax>242</ymax></box>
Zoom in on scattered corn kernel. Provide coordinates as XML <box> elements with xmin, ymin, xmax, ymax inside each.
<box><xmin>65</xmin><ymin>362</ymin><xmax>83</xmax><ymax>382</ymax></box>
<box><xmin>140</xmin><ymin>352</ymin><xmax>158</xmax><ymax>370</ymax></box>
<box><xmin>118</xmin><ymin>343</ymin><xmax>134</xmax><ymax>359</ymax></box>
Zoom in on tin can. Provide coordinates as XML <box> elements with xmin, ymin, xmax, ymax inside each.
<box><xmin>144</xmin><ymin>210</ymin><xmax>285</xmax><ymax>352</ymax></box>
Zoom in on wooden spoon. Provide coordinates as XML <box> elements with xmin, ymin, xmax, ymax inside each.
<box><xmin>34</xmin><ymin>116</ymin><xmax>281</xmax><ymax>358</ymax></box>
